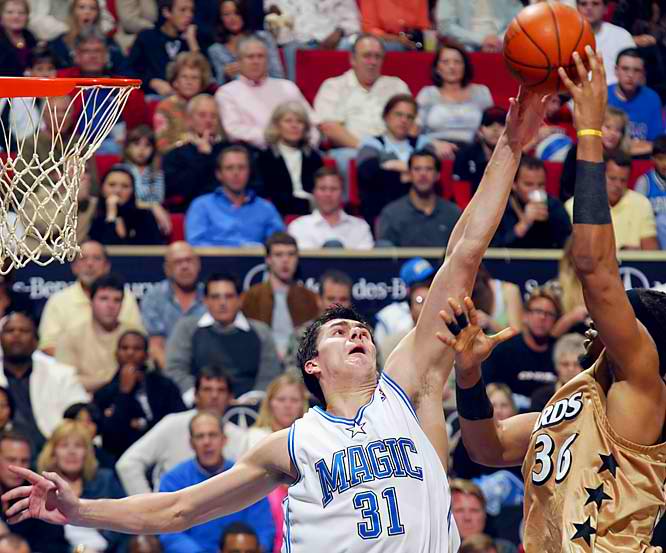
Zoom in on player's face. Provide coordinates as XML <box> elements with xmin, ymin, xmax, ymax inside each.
<box><xmin>221</xmin><ymin>533</ymin><xmax>260</xmax><ymax>553</ymax></box>
<box><xmin>524</xmin><ymin>297</ymin><xmax>558</xmax><ymax>338</ymax></box>
<box><xmin>205</xmin><ymin>280</ymin><xmax>241</xmax><ymax>326</ymax></box>
<box><xmin>117</xmin><ymin>333</ymin><xmax>148</xmax><ymax>368</ymax></box>
<box><xmin>73</xmin><ymin>241</ymin><xmax>110</xmax><ymax>286</ymax></box>
<box><xmin>615</xmin><ymin>56</ymin><xmax>644</xmax><ymax>95</ymax></box>
<box><xmin>437</xmin><ymin>48</ymin><xmax>465</xmax><ymax>85</ymax></box>
<box><xmin>216</xmin><ymin>152</ymin><xmax>250</xmax><ymax>193</ymax></box>
<box><xmin>451</xmin><ymin>492</ymin><xmax>486</xmax><ymax>540</ymax></box>
<box><xmin>277</xmin><ymin>111</ymin><xmax>306</xmax><ymax>146</ymax></box>
<box><xmin>165</xmin><ymin>243</ymin><xmax>200</xmax><ymax>289</ymax></box>
<box><xmin>1</xmin><ymin>0</ymin><xmax>27</xmax><ymax>32</ymax></box>
<box><xmin>92</xmin><ymin>288</ymin><xmax>123</xmax><ymax>328</ymax></box>
<box><xmin>174</xmin><ymin>66</ymin><xmax>203</xmax><ymax>100</ymax></box>
<box><xmin>269</xmin><ymin>383</ymin><xmax>305</xmax><ymax>430</ymax></box>
<box><xmin>556</xmin><ymin>352</ymin><xmax>583</xmax><ymax>384</ymax></box>
<box><xmin>74</xmin><ymin>0</ymin><xmax>99</xmax><ymax>27</ymax></box>
<box><xmin>239</xmin><ymin>41</ymin><xmax>268</xmax><ymax>82</ymax></box>
<box><xmin>601</xmin><ymin>115</ymin><xmax>624</xmax><ymax>151</ymax></box>
<box><xmin>266</xmin><ymin>244</ymin><xmax>298</xmax><ymax>283</ymax></box>
<box><xmin>313</xmin><ymin>175</ymin><xmax>343</xmax><ymax>216</ymax></box>
<box><xmin>489</xmin><ymin>389</ymin><xmax>515</xmax><ymax>421</ymax></box>
<box><xmin>577</xmin><ymin>0</ymin><xmax>605</xmax><ymax>26</ymax></box>
<box><xmin>409</xmin><ymin>155</ymin><xmax>438</xmax><ymax>196</ymax></box>
<box><xmin>190</xmin><ymin>416</ymin><xmax>226</xmax><ymax>469</ymax></box>
<box><xmin>384</xmin><ymin>101</ymin><xmax>416</xmax><ymax>141</ymax></box>
<box><xmin>318</xmin><ymin>280</ymin><xmax>352</xmax><ymax>311</ymax></box>
<box><xmin>311</xmin><ymin>319</ymin><xmax>377</xmax><ymax>383</ymax></box>
<box><xmin>54</xmin><ymin>435</ymin><xmax>87</xmax><ymax>478</ymax></box>
<box><xmin>605</xmin><ymin>160</ymin><xmax>630</xmax><ymax>207</ymax></box>
<box><xmin>164</xmin><ymin>0</ymin><xmax>193</xmax><ymax>32</ymax></box>
<box><xmin>351</xmin><ymin>37</ymin><xmax>384</xmax><ymax>86</ymax></box>
<box><xmin>0</xmin><ymin>439</ymin><xmax>30</xmax><ymax>490</ymax></box>
<box><xmin>513</xmin><ymin>166</ymin><xmax>546</xmax><ymax>205</ymax></box>
<box><xmin>195</xmin><ymin>377</ymin><xmax>232</xmax><ymax>414</ymax></box>
<box><xmin>220</xmin><ymin>0</ymin><xmax>243</xmax><ymax>34</ymax></box>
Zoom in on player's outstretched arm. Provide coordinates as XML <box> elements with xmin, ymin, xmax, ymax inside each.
<box><xmin>385</xmin><ymin>86</ymin><xmax>547</xmax><ymax>397</ymax></box>
<box><xmin>436</xmin><ymin>297</ymin><xmax>538</xmax><ymax>466</ymax></box>
<box><xmin>2</xmin><ymin>430</ymin><xmax>292</xmax><ymax>535</ymax></box>
<box><xmin>560</xmin><ymin>48</ymin><xmax>666</xmax><ymax>445</ymax></box>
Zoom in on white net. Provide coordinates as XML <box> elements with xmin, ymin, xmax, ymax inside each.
<box><xmin>0</xmin><ymin>82</ymin><xmax>136</xmax><ymax>274</ymax></box>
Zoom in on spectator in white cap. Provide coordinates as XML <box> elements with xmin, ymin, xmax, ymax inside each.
<box><xmin>373</xmin><ymin>257</ymin><xmax>435</xmax><ymax>352</ymax></box>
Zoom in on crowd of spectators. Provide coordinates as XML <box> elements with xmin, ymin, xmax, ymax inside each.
<box><xmin>0</xmin><ymin>0</ymin><xmax>665</xmax><ymax>552</ymax></box>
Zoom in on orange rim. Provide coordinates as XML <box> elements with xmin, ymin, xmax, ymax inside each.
<box><xmin>0</xmin><ymin>77</ymin><xmax>142</xmax><ymax>98</ymax></box>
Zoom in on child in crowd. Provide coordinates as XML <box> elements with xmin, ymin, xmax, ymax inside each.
<box><xmin>635</xmin><ymin>134</ymin><xmax>666</xmax><ymax>249</ymax></box>
<box><xmin>123</xmin><ymin>125</ymin><xmax>172</xmax><ymax>236</ymax></box>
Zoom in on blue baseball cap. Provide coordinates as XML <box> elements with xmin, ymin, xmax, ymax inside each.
<box><xmin>400</xmin><ymin>257</ymin><xmax>435</xmax><ymax>286</ymax></box>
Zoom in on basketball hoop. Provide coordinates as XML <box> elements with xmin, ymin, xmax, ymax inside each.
<box><xmin>0</xmin><ymin>76</ymin><xmax>141</xmax><ymax>274</ymax></box>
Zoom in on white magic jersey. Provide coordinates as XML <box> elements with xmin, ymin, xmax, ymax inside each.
<box><xmin>282</xmin><ymin>372</ymin><xmax>460</xmax><ymax>552</ymax></box>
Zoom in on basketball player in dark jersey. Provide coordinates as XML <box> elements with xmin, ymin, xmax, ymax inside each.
<box><xmin>437</xmin><ymin>47</ymin><xmax>666</xmax><ymax>552</ymax></box>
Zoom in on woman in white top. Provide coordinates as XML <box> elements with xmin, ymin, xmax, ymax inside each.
<box><xmin>257</xmin><ymin>100</ymin><xmax>323</xmax><ymax>216</ymax></box>
<box><xmin>417</xmin><ymin>40</ymin><xmax>493</xmax><ymax>156</ymax></box>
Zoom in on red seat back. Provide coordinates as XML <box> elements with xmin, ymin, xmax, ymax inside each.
<box><xmin>169</xmin><ymin>213</ymin><xmax>185</xmax><ymax>242</ymax></box>
<box><xmin>95</xmin><ymin>154</ymin><xmax>122</xmax><ymax>179</ymax></box>
<box><xmin>544</xmin><ymin>161</ymin><xmax>563</xmax><ymax>198</ymax></box>
<box><xmin>629</xmin><ymin>159</ymin><xmax>655</xmax><ymax>189</ymax></box>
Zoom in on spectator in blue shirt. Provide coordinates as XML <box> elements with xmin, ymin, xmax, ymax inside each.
<box><xmin>608</xmin><ymin>48</ymin><xmax>664</xmax><ymax>156</ymax></box>
<box><xmin>158</xmin><ymin>411</ymin><xmax>275</xmax><ymax>553</ymax></box>
<box><xmin>185</xmin><ymin>145</ymin><xmax>285</xmax><ymax>246</ymax></box>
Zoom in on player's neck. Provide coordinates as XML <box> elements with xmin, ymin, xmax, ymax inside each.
<box><xmin>324</xmin><ymin>383</ymin><xmax>376</xmax><ymax>419</ymax></box>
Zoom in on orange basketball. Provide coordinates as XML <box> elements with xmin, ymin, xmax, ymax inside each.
<box><xmin>503</xmin><ymin>2</ymin><xmax>596</xmax><ymax>94</ymax></box>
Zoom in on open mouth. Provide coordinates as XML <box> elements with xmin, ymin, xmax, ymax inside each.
<box><xmin>349</xmin><ymin>345</ymin><xmax>365</xmax><ymax>356</ymax></box>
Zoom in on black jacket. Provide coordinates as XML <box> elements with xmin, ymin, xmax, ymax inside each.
<box><xmin>94</xmin><ymin>368</ymin><xmax>186</xmax><ymax>458</ymax></box>
<box><xmin>0</xmin><ymin>28</ymin><xmax>36</xmax><ymax>76</ymax></box>
<box><xmin>256</xmin><ymin>146</ymin><xmax>323</xmax><ymax>215</ymax></box>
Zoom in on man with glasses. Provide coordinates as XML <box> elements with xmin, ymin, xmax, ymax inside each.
<box><xmin>481</xmin><ymin>286</ymin><xmax>560</xmax><ymax>404</ymax></box>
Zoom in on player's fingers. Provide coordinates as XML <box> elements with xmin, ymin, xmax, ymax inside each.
<box><xmin>557</xmin><ymin>67</ymin><xmax>578</xmax><ymax>96</ymax></box>
<box><xmin>4</xmin><ymin>497</ymin><xmax>30</xmax><ymax>518</ymax></box>
<box><xmin>463</xmin><ymin>296</ymin><xmax>479</xmax><ymax>327</ymax></box>
<box><xmin>7</xmin><ymin>466</ymin><xmax>42</xmax><ymax>485</ymax></box>
<box><xmin>1</xmin><ymin>485</ymin><xmax>31</xmax><ymax>504</ymax></box>
<box><xmin>435</xmin><ymin>331</ymin><xmax>456</xmax><ymax>347</ymax></box>
<box><xmin>439</xmin><ymin>309</ymin><xmax>461</xmax><ymax>336</ymax></box>
<box><xmin>571</xmin><ymin>51</ymin><xmax>589</xmax><ymax>84</ymax></box>
<box><xmin>438</xmin><ymin>309</ymin><xmax>453</xmax><ymax>325</ymax></box>
<box><xmin>490</xmin><ymin>327</ymin><xmax>519</xmax><ymax>346</ymax></box>
<box><xmin>447</xmin><ymin>297</ymin><xmax>469</xmax><ymax>329</ymax></box>
<box><xmin>43</xmin><ymin>471</ymin><xmax>69</xmax><ymax>492</ymax></box>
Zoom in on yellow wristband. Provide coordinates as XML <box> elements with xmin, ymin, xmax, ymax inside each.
<box><xmin>577</xmin><ymin>129</ymin><xmax>603</xmax><ymax>138</ymax></box>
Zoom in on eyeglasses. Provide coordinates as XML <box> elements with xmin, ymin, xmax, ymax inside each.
<box><xmin>528</xmin><ymin>308</ymin><xmax>558</xmax><ymax>320</ymax></box>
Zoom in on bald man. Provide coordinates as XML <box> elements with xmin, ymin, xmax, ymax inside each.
<box><xmin>140</xmin><ymin>241</ymin><xmax>206</xmax><ymax>369</ymax></box>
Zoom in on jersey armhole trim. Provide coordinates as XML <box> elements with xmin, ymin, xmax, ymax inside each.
<box><xmin>287</xmin><ymin>424</ymin><xmax>303</xmax><ymax>486</ymax></box>
<box><xmin>380</xmin><ymin>372</ymin><xmax>419</xmax><ymax>422</ymax></box>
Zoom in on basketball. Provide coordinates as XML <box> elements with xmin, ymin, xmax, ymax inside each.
<box><xmin>503</xmin><ymin>2</ymin><xmax>596</xmax><ymax>93</ymax></box>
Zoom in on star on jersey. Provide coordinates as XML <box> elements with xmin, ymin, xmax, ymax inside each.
<box><xmin>598</xmin><ymin>452</ymin><xmax>619</xmax><ymax>478</ymax></box>
<box><xmin>379</xmin><ymin>388</ymin><xmax>387</xmax><ymax>402</ymax></box>
<box><xmin>584</xmin><ymin>483</ymin><xmax>611</xmax><ymax>510</ymax></box>
<box><xmin>572</xmin><ymin>517</ymin><xmax>596</xmax><ymax>546</ymax></box>
<box><xmin>346</xmin><ymin>421</ymin><xmax>367</xmax><ymax>438</ymax></box>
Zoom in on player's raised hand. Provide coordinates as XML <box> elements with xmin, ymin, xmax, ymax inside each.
<box><xmin>1</xmin><ymin>466</ymin><xmax>80</xmax><ymax>526</ymax></box>
<box><xmin>436</xmin><ymin>297</ymin><xmax>517</xmax><ymax>372</ymax></box>
<box><xmin>504</xmin><ymin>86</ymin><xmax>548</xmax><ymax>151</ymax></box>
<box><xmin>558</xmin><ymin>46</ymin><xmax>607</xmax><ymax>133</ymax></box>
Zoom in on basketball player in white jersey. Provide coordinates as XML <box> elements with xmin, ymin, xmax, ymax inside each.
<box><xmin>1</xmin><ymin>89</ymin><xmax>546</xmax><ymax>552</ymax></box>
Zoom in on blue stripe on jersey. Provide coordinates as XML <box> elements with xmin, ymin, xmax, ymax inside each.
<box><xmin>287</xmin><ymin>424</ymin><xmax>302</xmax><ymax>485</ymax></box>
<box><xmin>447</xmin><ymin>502</ymin><xmax>452</xmax><ymax>533</ymax></box>
<box><xmin>284</xmin><ymin>496</ymin><xmax>292</xmax><ymax>553</ymax></box>
<box><xmin>380</xmin><ymin>372</ymin><xmax>419</xmax><ymax>421</ymax></box>
<box><xmin>312</xmin><ymin>393</ymin><xmax>376</xmax><ymax>425</ymax></box>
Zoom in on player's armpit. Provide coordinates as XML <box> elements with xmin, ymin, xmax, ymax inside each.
<box><xmin>460</xmin><ymin>413</ymin><xmax>538</xmax><ymax>468</ymax></box>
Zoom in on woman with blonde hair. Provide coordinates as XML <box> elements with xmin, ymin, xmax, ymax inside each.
<box><xmin>245</xmin><ymin>373</ymin><xmax>307</xmax><ymax>553</ymax></box>
<box><xmin>37</xmin><ymin>420</ymin><xmax>127</xmax><ymax>552</ymax></box>
<box><xmin>552</xmin><ymin>237</ymin><xmax>588</xmax><ymax>337</ymax></box>
<box><xmin>257</xmin><ymin>100</ymin><xmax>323</xmax><ymax>216</ymax></box>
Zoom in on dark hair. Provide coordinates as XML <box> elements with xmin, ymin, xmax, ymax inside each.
<box><xmin>0</xmin><ymin>429</ymin><xmax>31</xmax><ymax>454</ymax></box>
<box><xmin>63</xmin><ymin>402</ymin><xmax>103</xmax><ymax>429</ymax></box>
<box><xmin>265</xmin><ymin>231</ymin><xmax>297</xmax><ymax>256</ymax></box>
<box><xmin>118</xmin><ymin>330</ymin><xmax>149</xmax><ymax>352</ymax></box>
<box><xmin>30</xmin><ymin>43</ymin><xmax>57</xmax><ymax>68</ymax></box>
<box><xmin>0</xmin><ymin>387</ymin><xmax>15</xmax><ymax>421</ymax></box>
<box><xmin>653</xmin><ymin>135</ymin><xmax>666</xmax><ymax>157</ymax></box>
<box><xmin>219</xmin><ymin>522</ymin><xmax>258</xmax><ymax>549</ymax></box>
<box><xmin>102</xmin><ymin>163</ymin><xmax>136</xmax><ymax>191</ymax></box>
<box><xmin>431</xmin><ymin>39</ymin><xmax>473</xmax><ymax>88</ymax></box>
<box><xmin>314</xmin><ymin>165</ymin><xmax>342</xmax><ymax>184</ymax></box>
<box><xmin>408</xmin><ymin>149</ymin><xmax>441</xmax><ymax>172</ymax></box>
<box><xmin>124</xmin><ymin>125</ymin><xmax>156</xmax><ymax>166</ymax></box>
<box><xmin>382</xmin><ymin>93</ymin><xmax>417</xmax><ymax>119</ymax></box>
<box><xmin>351</xmin><ymin>33</ymin><xmax>385</xmax><ymax>55</ymax></box>
<box><xmin>79</xmin><ymin>239</ymin><xmax>109</xmax><ymax>262</ymax></box>
<box><xmin>204</xmin><ymin>272</ymin><xmax>241</xmax><ymax>295</ymax></box>
<box><xmin>626</xmin><ymin>288</ymin><xmax>666</xmax><ymax>376</ymax></box>
<box><xmin>215</xmin><ymin>0</ymin><xmax>249</xmax><ymax>43</ymax></box>
<box><xmin>216</xmin><ymin>144</ymin><xmax>250</xmax><ymax>168</ymax></box>
<box><xmin>516</xmin><ymin>155</ymin><xmax>545</xmax><ymax>180</ymax></box>
<box><xmin>158</xmin><ymin>0</ymin><xmax>176</xmax><ymax>14</ymax></box>
<box><xmin>195</xmin><ymin>366</ymin><xmax>233</xmax><ymax>394</ymax></box>
<box><xmin>90</xmin><ymin>273</ymin><xmax>125</xmax><ymax>299</ymax></box>
<box><xmin>604</xmin><ymin>149</ymin><xmax>632</xmax><ymax>169</ymax></box>
<box><xmin>319</xmin><ymin>270</ymin><xmax>353</xmax><ymax>296</ymax></box>
<box><xmin>616</xmin><ymin>47</ymin><xmax>643</xmax><ymax>66</ymax></box>
<box><xmin>297</xmin><ymin>305</ymin><xmax>372</xmax><ymax>404</ymax></box>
